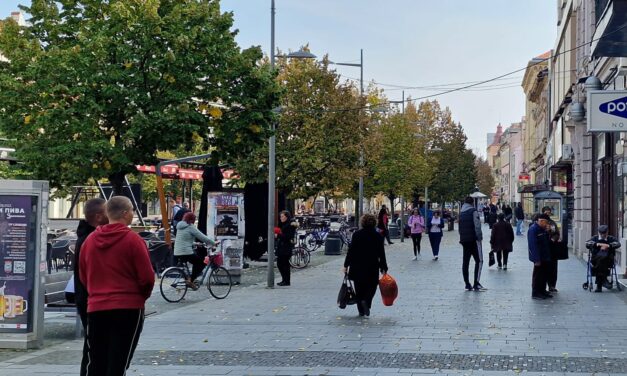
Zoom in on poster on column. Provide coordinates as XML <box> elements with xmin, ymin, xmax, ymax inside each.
<box><xmin>0</xmin><ymin>196</ymin><xmax>36</xmax><ymax>333</ymax></box>
<box><xmin>207</xmin><ymin>193</ymin><xmax>245</xmax><ymax>273</ymax></box>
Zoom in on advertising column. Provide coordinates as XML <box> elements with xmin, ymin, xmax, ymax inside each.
<box><xmin>0</xmin><ymin>180</ymin><xmax>48</xmax><ymax>349</ymax></box>
<box><xmin>0</xmin><ymin>196</ymin><xmax>34</xmax><ymax>331</ymax></box>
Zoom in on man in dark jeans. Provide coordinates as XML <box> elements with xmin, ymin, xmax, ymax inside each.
<box><xmin>459</xmin><ymin>197</ymin><xmax>485</xmax><ymax>291</ymax></box>
<box><xmin>514</xmin><ymin>202</ymin><xmax>525</xmax><ymax>235</ymax></box>
<box><xmin>73</xmin><ymin>198</ymin><xmax>108</xmax><ymax>376</ymax></box>
<box><xmin>527</xmin><ymin>213</ymin><xmax>553</xmax><ymax>299</ymax></box>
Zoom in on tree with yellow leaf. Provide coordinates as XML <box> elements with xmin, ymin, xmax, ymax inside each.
<box><xmin>0</xmin><ymin>1</ymin><xmax>280</xmax><ymax>194</ymax></box>
<box><xmin>235</xmin><ymin>50</ymin><xmax>368</xmax><ymax>200</ymax></box>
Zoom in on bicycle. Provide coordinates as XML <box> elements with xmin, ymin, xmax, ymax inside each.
<box><xmin>304</xmin><ymin>225</ymin><xmax>330</xmax><ymax>252</ymax></box>
<box><xmin>338</xmin><ymin>225</ymin><xmax>356</xmax><ymax>248</ymax></box>
<box><xmin>289</xmin><ymin>233</ymin><xmax>310</xmax><ymax>269</ymax></box>
<box><xmin>160</xmin><ymin>243</ymin><xmax>232</xmax><ymax>302</ymax></box>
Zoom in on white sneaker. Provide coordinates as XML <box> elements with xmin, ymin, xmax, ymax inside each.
<box><xmin>412</xmin><ymin>256</ymin><xmax>417</xmax><ymax>261</ymax></box>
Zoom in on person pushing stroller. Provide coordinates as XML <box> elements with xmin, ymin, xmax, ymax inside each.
<box><xmin>585</xmin><ymin>225</ymin><xmax>620</xmax><ymax>292</ymax></box>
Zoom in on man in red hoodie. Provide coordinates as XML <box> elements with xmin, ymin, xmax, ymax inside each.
<box><xmin>79</xmin><ymin>196</ymin><xmax>155</xmax><ymax>375</ymax></box>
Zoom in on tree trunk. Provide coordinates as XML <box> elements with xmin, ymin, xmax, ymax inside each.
<box><xmin>389</xmin><ymin>193</ymin><xmax>396</xmax><ymax>217</ymax></box>
<box><xmin>108</xmin><ymin>171</ymin><xmax>126</xmax><ymax>196</ymax></box>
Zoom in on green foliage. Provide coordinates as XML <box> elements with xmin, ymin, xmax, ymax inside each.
<box><xmin>0</xmin><ymin>161</ymin><xmax>31</xmax><ymax>180</ymax></box>
<box><xmin>474</xmin><ymin>156</ymin><xmax>495</xmax><ymax>198</ymax></box>
<box><xmin>0</xmin><ymin>0</ymin><xmax>279</xmax><ymax>192</ymax></box>
<box><xmin>236</xmin><ymin>51</ymin><xmax>368</xmax><ymax>199</ymax></box>
<box><xmin>422</xmin><ymin>101</ymin><xmax>476</xmax><ymax>202</ymax></box>
<box><xmin>364</xmin><ymin>105</ymin><xmax>428</xmax><ymax>199</ymax></box>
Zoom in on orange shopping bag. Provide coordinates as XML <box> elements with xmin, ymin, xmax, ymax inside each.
<box><xmin>378</xmin><ymin>273</ymin><xmax>398</xmax><ymax>306</ymax></box>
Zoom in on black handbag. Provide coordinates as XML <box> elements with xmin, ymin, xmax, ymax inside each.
<box><xmin>488</xmin><ymin>251</ymin><xmax>496</xmax><ymax>267</ymax></box>
<box><xmin>337</xmin><ymin>274</ymin><xmax>357</xmax><ymax>309</ymax></box>
<box><xmin>552</xmin><ymin>241</ymin><xmax>569</xmax><ymax>260</ymax></box>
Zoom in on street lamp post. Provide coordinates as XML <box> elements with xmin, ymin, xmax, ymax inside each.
<box><xmin>420</xmin><ymin>143</ymin><xmax>442</xmax><ymax>221</ymax></box>
<box><xmin>268</xmin><ymin>0</ymin><xmax>277</xmax><ymax>289</ymax></box>
<box><xmin>267</xmin><ymin>0</ymin><xmax>316</xmax><ymax>288</ymax></box>
<box><xmin>388</xmin><ymin>91</ymin><xmax>406</xmax><ymax>242</ymax></box>
<box><xmin>329</xmin><ymin>50</ymin><xmax>364</xmax><ymax>223</ymax></box>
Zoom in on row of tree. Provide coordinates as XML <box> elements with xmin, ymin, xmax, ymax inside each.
<box><xmin>0</xmin><ymin>1</ymin><xmax>492</xmax><ymax>206</ymax></box>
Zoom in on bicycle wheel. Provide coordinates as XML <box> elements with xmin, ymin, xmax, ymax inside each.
<box><xmin>289</xmin><ymin>246</ymin><xmax>310</xmax><ymax>269</ymax></box>
<box><xmin>207</xmin><ymin>266</ymin><xmax>232</xmax><ymax>299</ymax></box>
<box><xmin>304</xmin><ymin>233</ymin><xmax>317</xmax><ymax>251</ymax></box>
<box><xmin>160</xmin><ymin>267</ymin><xmax>188</xmax><ymax>303</ymax></box>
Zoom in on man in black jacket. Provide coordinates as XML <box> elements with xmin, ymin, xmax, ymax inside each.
<box><xmin>459</xmin><ymin>197</ymin><xmax>485</xmax><ymax>291</ymax></box>
<box><xmin>73</xmin><ymin>198</ymin><xmax>108</xmax><ymax>376</ymax></box>
<box><xmin>586</xmin><ymin>225</ymin><xmax>621</xmax><ymax>292</ymax></box>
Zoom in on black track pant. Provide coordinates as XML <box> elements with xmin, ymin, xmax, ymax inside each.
<box><xmin>532</xmin><ymin>262</ymin><xmax>549</xmax><ymax>295</ymax></box>
<box><xmin>277</xmin><ymin>253</ymin><xmax>291</xmax><ymax>284</ymax></box>
<box><xmin>495</xmin><ymin>250</ymin><xmax>509</xmax><ymax>266</ymax></box>
<box><xmin>411</xmin><ymin>233</ymin><xmax>422</xmax><ymax>256</ymax></box>
<box><xmin>177</xmin><ymin>254</ymin><xmax>205</xmax><ymax>282</ymax></box>
<box><xmin>461</xmin><ymin>241</ymin><xmax>483</xmax><ymax>286</ymax></box>
<box><xmin>353</xmin><ymin>278</ymin><xmax>379</xmax><ymax>315</ymax></box>
<box><xmin>85</xmin><ymin>309</ymin><xmax>144</xmax><ymax>376</ymax></box>
<box><xmin>382</xmin><ymin>228</ymin><xmax>393</xmax><ymax>244</ymax></box>
<box><xmin>78</xmin><ymin>303</ymin><xmax>88</xmax><ymax>376</ymax></box>
<box><xmin>546</xmin><ymin>259</ymin><xmax>558</xmax><ymax>288</ymax></box>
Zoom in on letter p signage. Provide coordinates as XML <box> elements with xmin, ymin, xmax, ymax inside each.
<box><xmin>600</xmin><ymin>96</ymin><xmax>627</xmax><ymax>119</ymax></box>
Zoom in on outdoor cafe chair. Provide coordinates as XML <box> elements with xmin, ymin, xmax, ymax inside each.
<box><xmin>50</xmin><ymin>239</ymin><xmax>71</xmax><ymax>272</ymax></box>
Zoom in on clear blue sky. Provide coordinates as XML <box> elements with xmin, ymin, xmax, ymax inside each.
<box><xmin>1</xmin><ymin>1</ymin><xmax>557</xmax><ymax>155</ymax></box>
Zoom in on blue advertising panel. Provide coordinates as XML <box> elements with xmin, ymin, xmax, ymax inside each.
<box><xmin>0</xmin><ymin>195</ymin><xmax>36</xmax><ymax>333</ymax></box>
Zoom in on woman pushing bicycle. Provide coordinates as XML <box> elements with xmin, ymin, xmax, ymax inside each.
<box><xmin>173</xmin><ymin>212</ymin><xmax>217</xmax><ymax>288</ymax></box>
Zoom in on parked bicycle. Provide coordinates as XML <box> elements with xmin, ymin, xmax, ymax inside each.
<box><xmin>338</xmin><ymin>225</ymin><xmax>356</xmax><ymax>248</ymax></box>
<box><xmin>289</xmin><ymin>232</ymin><xmax>310</xmax><ymax>269</ymax></box>
<box><xmin>160</xmin><ymin>243</ymin><xmax>232</xmax><ymax>302</ymax></box>
<box><xmin>304</xmin><ymin>225</ymin><xmax>330</xmax><ymax>252</ymax></box>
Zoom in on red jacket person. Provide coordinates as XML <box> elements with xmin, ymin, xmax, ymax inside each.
<box><xmin>79</xmin><ymin>196</ymin><xmax>155</xmax><ymax>375</ymax></box>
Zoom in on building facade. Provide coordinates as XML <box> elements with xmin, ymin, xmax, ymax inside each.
<box><xmin>494</xmin><ymin>122</ymin><xmax>524</xmax><ymax>207</ymax></box>
<box><xmin>546</xmin><ymin>0</ymin><xmax>627</xmax><ymax>275</ymax></box>
<box><xmin>486</xmin><ymin>124</ymin><xmax>504</xmax><ymax>203</ymax></box>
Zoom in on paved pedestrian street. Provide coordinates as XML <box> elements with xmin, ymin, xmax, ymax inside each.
<box><xmin>2</xmin><ymin>224</ymin><xmax>627</xmax><ymax>375</ymax></box>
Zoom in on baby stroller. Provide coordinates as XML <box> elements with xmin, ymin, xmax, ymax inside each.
<box><xmin>582</xmin><ymin>249</ymin><xmax>623</xmax><ymax>292</ymax></box>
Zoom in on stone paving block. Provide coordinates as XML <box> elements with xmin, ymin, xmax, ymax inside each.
<box><xmin>2</xmin><ymin>232</ymin><xmax>627</xmax><ymax>373</ymax></box>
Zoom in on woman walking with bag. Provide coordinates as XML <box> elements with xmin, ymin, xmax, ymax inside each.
<box><xmin>427</xmin><ymin>210</ymin><xmax>445</xmax><ymax>260</ymax></box>
<box><xmin>490</xmin><ymin>213</ymin><xmax>514</xmax><ymax>269</ymax></box>
<box><xmin>407</xmin><ymin>208</ymin><xmax>425</xmax><ymax>260</ymax></box>
<box><xmin>343</xmin><ymin>214</ymin><xmax>388</xmax><ymax>317</ymax></box>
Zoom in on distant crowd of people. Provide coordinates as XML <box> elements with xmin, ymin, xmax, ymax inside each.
<box><xmin>66</xmin><ymin>194</ymin><xmax>620</xmax><ymax>372</ymax></box>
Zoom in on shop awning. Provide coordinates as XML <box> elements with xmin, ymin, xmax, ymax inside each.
<box><xmin>135</xmin><ymin>164</ymin><xmax>237</xmax><ymax>181</ymax></box>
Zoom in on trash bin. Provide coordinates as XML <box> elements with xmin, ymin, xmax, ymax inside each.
<box><xmin>324</xmin><ymin>232</ymin><xmax>342</xmax><ymax>255</ymax></box>
<box><xmin>448</xmin><ymin>219</ymin><xmax>454</xmax><ymax>231</ymax></box>
<box><xmin>388</xmin><ymin>224</ymin><xmax>400</xmax><ymax>239</ymax></box>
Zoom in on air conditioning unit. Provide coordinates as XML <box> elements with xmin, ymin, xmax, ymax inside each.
<box><xmin>618</xmin><ymin>58</ymin><xmax>627</xmax><ymax>77</ymax></box>
<box><xmin>562</xmin><ymin>144</ymin><xmax>574</xmax><ymax>160</ymax></box>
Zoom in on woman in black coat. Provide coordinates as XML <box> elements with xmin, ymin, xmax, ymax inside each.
<box><xmin>343</xmin><ymin>214</ymin><xmax>388</xmax><ymax>317</ymax></box>
<box><xmin>490</xmin><ymin>213</ymin><xmax>514</xmax><ymax>269</ymax></box>
<box><xmin>276</xmin><ymin>210</ymin><xmax>297</xmax><ymax>286</ymax></box>
<box><xmin>377</xmin><ymin>205</ymin><xmax>393</xmax><ymax>245</ymax></box>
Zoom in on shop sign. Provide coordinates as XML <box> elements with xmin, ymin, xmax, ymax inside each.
<box><xmin>588</xmin><ymin>90</ymin><xmax>627</xmax><ymax>132</ymax></box>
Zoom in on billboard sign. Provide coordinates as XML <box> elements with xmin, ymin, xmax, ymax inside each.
<box><xmin>587</xmin><ymin>90</ymin><xmax>627</xmax><ymax>132</ymax></box>
<box><xmin>0</xmin><ymin>196</ymin><xmax>36</xmax><ymax>332</ymax></box>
